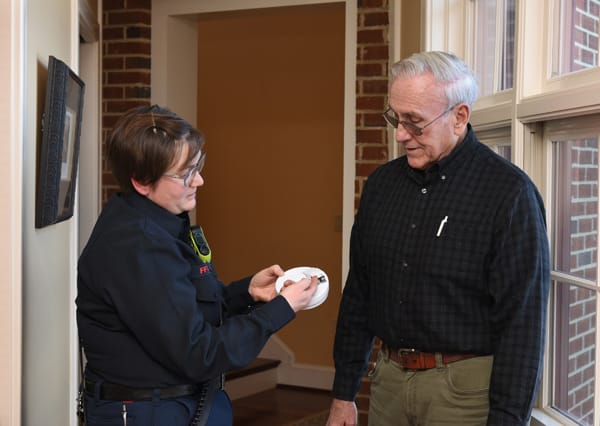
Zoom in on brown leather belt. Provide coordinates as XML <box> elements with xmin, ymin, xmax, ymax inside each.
<box><xmin>383</xmin><ymin>345</ymin><xmax>478</xmax><ymax>370</ymax></box>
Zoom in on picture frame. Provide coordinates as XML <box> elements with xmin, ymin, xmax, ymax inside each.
<box><xmin>35</xmin><ymin>55</ymin><xmax>85</xmax><ymax>228</ymax></box>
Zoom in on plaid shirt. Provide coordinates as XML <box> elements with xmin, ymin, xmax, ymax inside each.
<box><xmin>332</xmin><ymin>125</ymin><xmax>550</xmax><ymax>424</ymax></box>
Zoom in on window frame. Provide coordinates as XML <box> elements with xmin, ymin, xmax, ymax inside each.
<box><xmin>418</xmin><ymin>1</ymin><xmax>600</xmax><ymax>424</ymax></box>
<box><xmin>542</xmin><ymin>117</ymin><xmax>600</xmax><ymax>426</ymax></box>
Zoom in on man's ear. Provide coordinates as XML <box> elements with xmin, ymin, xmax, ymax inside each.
<box><xmin>453</xmin><ymin>103</ymin><xmax>471</xmax><ymax>136</ymax></box>
<box><xmin>131</xmin><ymin>177</ymin><xmax>151</xmax><ymax>196</ymax></box>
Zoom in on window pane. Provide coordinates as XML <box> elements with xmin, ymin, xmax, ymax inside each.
<box><xmin>476</xmin><ymin>127</ymin><xmax>511</xmax><ymax>160</ymax></box>
<box><xmin>501</xmin><ymin>0</ymin><xmax>515</xmax><ymax>90</ymax></box>
<box><xmin>495</xmin><ymin>145</ymin><xmax>511</xmax><ymax>160</ymax></box>
<box><xmin>472</xmin><ymin>0</ymin><xmax>515</xmax><ymax>96</ymax></box>
<box><xmin>552</xmin><ymin>138</ymin><xmax>598</xmax><ymax>280</ymax></box>
<box><xmin>554</xmin><ymin>0</ymin><xmax>600</xmax><ymax>76</ymax></box>
<box><xmin>551</xmin><ymin>137</ymin><xmax>598</xmax><ymax>426</ymax></box>
<box><xmin>552</xmin><ymin>282</ymin><xmax>596</xmax><ymax>426</ymax></box>
<box><xmin>473</xmin><ymin>0</ymin><xmax>497</xmax><ymax>96</ymax></box>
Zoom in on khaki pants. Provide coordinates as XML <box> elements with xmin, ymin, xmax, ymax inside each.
<box><xmin>368</xmin><ymin>350</ymin><xmax>492</xmax><ymax>426</ymax></box>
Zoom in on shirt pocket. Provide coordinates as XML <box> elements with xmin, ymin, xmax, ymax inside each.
<box><xmin>427</xmin><ymin>220</ymin><xmax>489</xmax><ymax>281</ymax></box>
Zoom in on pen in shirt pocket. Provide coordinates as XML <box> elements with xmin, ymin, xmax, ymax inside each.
<box><xmin>436</xmin><ymin>215</ymin><xmax>448</xmax><ymax>237</ymax></box>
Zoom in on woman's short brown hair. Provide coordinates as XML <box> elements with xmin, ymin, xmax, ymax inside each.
<box><xmin>107</xmin><ymin>105</ymin><xmax>205</xmax><ymax>194</ymax></box>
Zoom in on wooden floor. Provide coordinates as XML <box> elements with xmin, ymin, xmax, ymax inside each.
<box><xmin>232</xmin><ymin>385</ymin><xmax>331</xmax><ymax>426</ymax></box>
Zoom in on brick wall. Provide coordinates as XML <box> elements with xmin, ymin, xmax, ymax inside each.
<box><xmin>354</xmin><ymin>1</ymin><xmax>390</xmax><ymax>422</ymax></box>
<box><xmin>102</xmin><ymin>0</ymin><xmax>152</xmax><ymax>202</ymax></box>
<box><xmin>564</xmin><ymin>139</ymin><xmax>597</xmax><ymax>425</ymax></box>
<box><xmin>100</xmin><ymin>2</ymin><xmax>391</xmax><ymax>423</ymax></box>
<box><xmin>571</xmin><ymin>0</ymin><xmax>600</xmax><ymax>70</ymax></box>
<box><xmin>356</xmin><ymin>0</ymin><xmax>390</xmax><ymax>212</ymax></box>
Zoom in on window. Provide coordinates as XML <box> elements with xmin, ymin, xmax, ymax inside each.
<box><xmin>548</xmin><ymin>120</ymin><xmax>599</xmax><ymax>426</ymax></box>
<box><xmin>421</xmin><ymin>0</ymin><xmax>600</xmax><ymax>424</ymax></box>
<box><xmin>552</xmin><ymin>0</ymin><xmax>600</xmax><ymax>77</ymax></box>
<box><xmin>472</xmin><ymin>0</ymin><xmax>515</xmax><ymax>96</ymax></box>
<box><xmin>477</xmin><ymin>127</ymin><xmax>511</xmax><ymax>160</ymax></box>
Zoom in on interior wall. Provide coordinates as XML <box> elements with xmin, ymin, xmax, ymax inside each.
<box><xmin>21</xmin><ymin>0</ymin><xmax>80</xmax><ymax>424</ymax></box>
<box><xmin>400</xmin><ymin>0</ymin><xmax>422</xmax><ymax>58</ymax></box>
<box><xmin>0</xmin><ymin>0</ymin><xmax>23</xmax><ymax>424</ymax></box>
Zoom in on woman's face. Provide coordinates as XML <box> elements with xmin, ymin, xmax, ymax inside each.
<box><xmin>145</xmin><ymin>144</ymin><xmax>204</xmax><ymax>214</ymax></box>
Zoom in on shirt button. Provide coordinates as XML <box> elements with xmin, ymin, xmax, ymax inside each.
<box><xmin>402</xmin><ymin>261</ymin><xmax>408</xmax><ymax>268</ymax></box>
<box><xmin>410</xmin><ymin>223</ymin><xmax>416</xmax><ymax>229</ymax></box>
<box><xmin>421</xmin><ymin>188</ymin><xmax>427</xmax><ymax>194</ymax></box>
<box><xmin>441</xmin><ymin>175</ymin><xmax>446</xmax><ymax>180</ymax></box>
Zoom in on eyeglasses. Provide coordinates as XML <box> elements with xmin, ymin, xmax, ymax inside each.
<box><xmin>163</xmin><ymin>151</ymin><xmax>206</xmax><ymax>187</ymax></box>
<box><xmin>382</xmin><ymin>104</ymin><xmax>458</xmax><ymax>136</ymax></box>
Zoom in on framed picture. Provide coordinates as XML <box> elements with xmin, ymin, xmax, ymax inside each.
<box><xmin>35</xmin><ymin>55</ymin><xmax>85</xmax><ymax>228</ymax></box>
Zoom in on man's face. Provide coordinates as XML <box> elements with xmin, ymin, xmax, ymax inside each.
<box><xmin>388</xmin><ymin>72</ymin><xmax>462</xmax><ymax>170</ymax></box>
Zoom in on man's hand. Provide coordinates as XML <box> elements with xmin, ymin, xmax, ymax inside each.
<box><xmin>326</xmin><ymin>399</ymin><xmax>358</xmax><ymax>426</ymax></box>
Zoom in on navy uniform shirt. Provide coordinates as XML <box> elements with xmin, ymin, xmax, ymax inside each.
<box><xmin>76</xmin><ymin>192</ymin><xmax>295</xmax><ymax>387</ymax></box>
<box><xmin>332</xmin><ymin>125</ymin><xmax>550</xmax><ymax>424</ymax></box>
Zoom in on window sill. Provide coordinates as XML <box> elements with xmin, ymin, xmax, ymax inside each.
<box><xmin>531</xmin><ymin>408</ymin><xmax>579</xmax><ymax>426</ymax></box>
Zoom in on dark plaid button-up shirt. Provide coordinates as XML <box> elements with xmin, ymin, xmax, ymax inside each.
<box><xmin>333</xmin><ymin>125</ymin><xmax>550</xmax><ymax>425</ymax></box>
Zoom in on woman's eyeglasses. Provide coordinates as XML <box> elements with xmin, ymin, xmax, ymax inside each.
<box><xmin>163</xmin><ymin>151</ymin><xmax>206</xmax><ymax>187</ymax></box>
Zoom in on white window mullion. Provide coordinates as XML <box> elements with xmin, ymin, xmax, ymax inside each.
<box><xmin>492</xmin><ymin>0</ymin><xmax>504</xmax><ymax>92</ymax></box>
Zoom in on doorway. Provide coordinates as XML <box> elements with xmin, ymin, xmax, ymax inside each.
<box><xmin>196</xmin><ymin>3</ymin><xmax>345</xmax><ymax>366</ymax></box>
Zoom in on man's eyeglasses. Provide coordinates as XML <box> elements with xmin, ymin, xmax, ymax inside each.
<box><xmin>382</xmin><ymin>104</ymin><xmax>458</xmax><ymax>136</ymax></box>
<box><xmin>163</xmin><ymin>151</ymin><xmax>206</xmax><ymax>187</ymax></box>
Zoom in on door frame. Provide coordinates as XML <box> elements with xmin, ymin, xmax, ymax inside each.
<box><xmin>151</xmin><ymin>0</ymin><xmax>356</xmax><ymax>283</ymax></box>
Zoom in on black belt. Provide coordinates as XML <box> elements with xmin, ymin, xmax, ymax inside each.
<box><xmin>84</xmin><ymin>379</ymin><xmax>204</xmax><ymax>401</ymax></box>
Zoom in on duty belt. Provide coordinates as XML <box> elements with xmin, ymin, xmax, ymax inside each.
<box><xmin>84</xmin><ymin>379</ymin><xmax>205</xmax><ymax>401</ymax></box>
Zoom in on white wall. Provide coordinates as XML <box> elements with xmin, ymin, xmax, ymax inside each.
<box><xmin>0</xmin><ymin>0</ymin><xmax>24</xmax><ymax>424</ymax></box>
<box><xmin>21</xmin><ymin>0</ymin><xmax>80</xmax><ymax>424</ymax></box>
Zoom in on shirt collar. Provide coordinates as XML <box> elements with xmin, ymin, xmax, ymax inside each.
<box><xmin>406</xmin><ymin>123</ymin><xmax>477</xmax><ymax>184</ymax></box>
<box><xmin>436</xmin><ymin>123</ymin><xmax>475</xmax><ymax>174</ymax></box>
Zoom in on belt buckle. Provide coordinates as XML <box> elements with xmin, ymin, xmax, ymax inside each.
<box><xmin>397</xmin><ymin>348</ymin><xmax>423</xmax><ymax>370</ymax></box>
<box><xmin>398</xmin><ymin>348</ymin><xmax>418</xmax><ymax>360</ymax></box>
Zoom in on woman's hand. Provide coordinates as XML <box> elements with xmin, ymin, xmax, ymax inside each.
<box><xmin>248</xmin><ymin>264</ymin><xmax>285</xmax><ymax>302</ymax></box>
<box><xmin>249</xmin><ymin>264</ymin><xmax>319</xmax><ymax>312</ymax></box>
<box><xmin>279</xmin><ymin>276</ymin><xmax>318</xmax><ymax>312</ymax></box>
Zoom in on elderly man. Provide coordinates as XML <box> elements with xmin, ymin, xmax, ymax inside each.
<box><xmin>327</xmin><ymin>51</ymin><xmax>549</xmax><ymax>426</ymax></box>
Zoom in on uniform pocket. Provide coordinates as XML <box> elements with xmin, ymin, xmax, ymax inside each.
<box><xmin>85</xmin><ymin>398</ymin><xmax>137</xmax><ymax>425</ymax></box>
<box><xmin>190</xmin><ymin>265</ymin><xmax>221</xmax><ymax>303</ymax></box>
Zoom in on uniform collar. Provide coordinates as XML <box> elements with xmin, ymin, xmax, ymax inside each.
<box><xmin>120</xmin><ymin>192</ymin><xmax>190</xmax><ymax>239</ymax></box>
